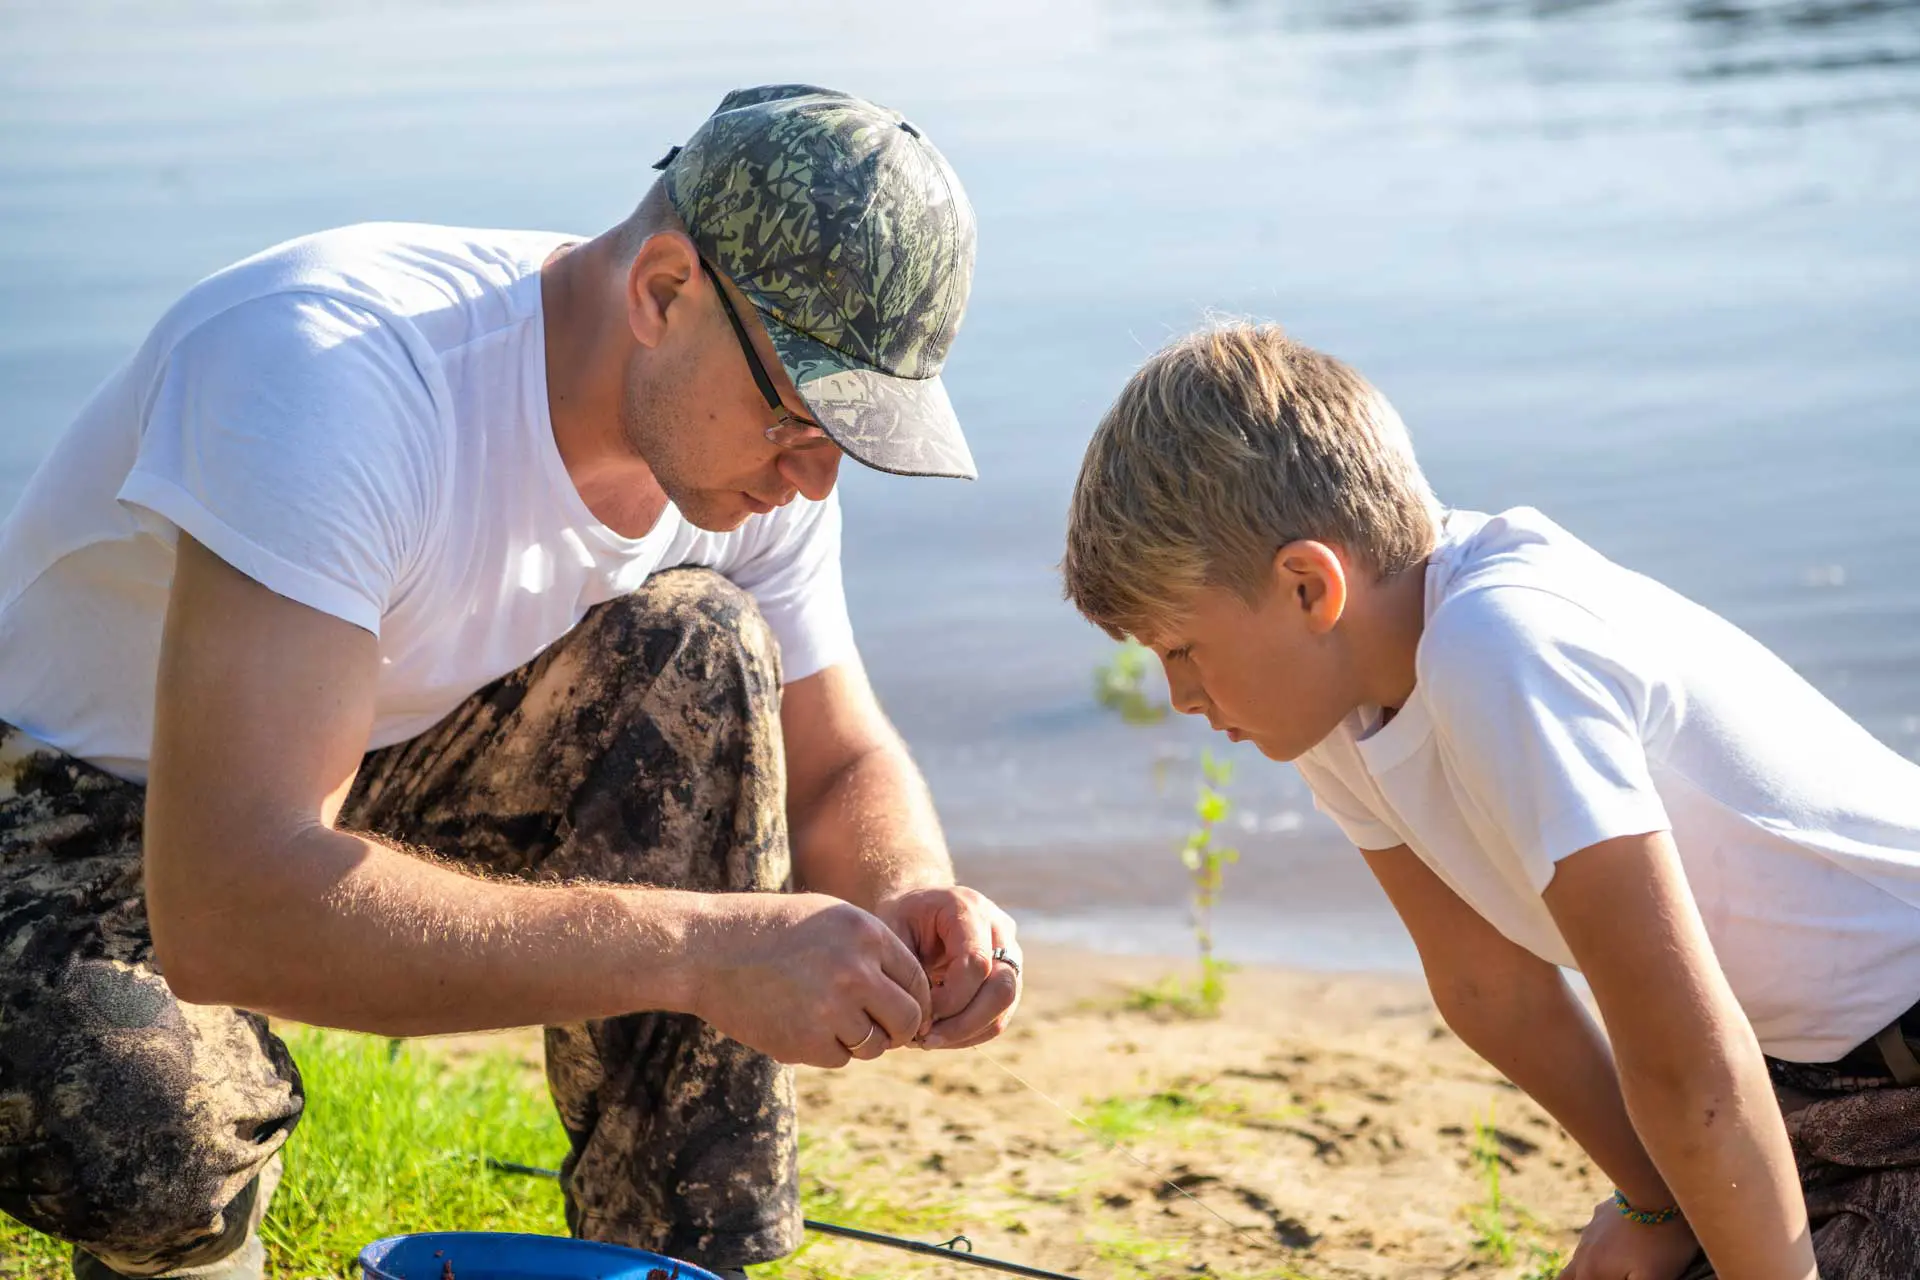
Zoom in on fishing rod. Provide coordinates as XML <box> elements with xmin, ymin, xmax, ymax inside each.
<box><xmin>483</xmin><ymin>1160</ymin><xmax>1085</xmax><ymax>1279</ymax></box>
<box><xmin>801</xmin><ymin>1220</ymin><xmax>1081</xmax><ymax>1279</ymax></box>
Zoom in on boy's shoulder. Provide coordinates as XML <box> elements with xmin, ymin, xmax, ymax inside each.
<box><xmin>1426</xmin><ymin>507</ymin><xmax>1614</xmax><ymax>605</ymax></box>
<box><xmin>1417</xmin><ymin>507</ymin><xmax>1671</xmax><ymax>697</ymax></box>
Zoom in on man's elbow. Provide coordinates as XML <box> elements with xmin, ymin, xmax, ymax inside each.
<box><xmin>145</xmin><ymin>837</ymin><xmax>253</xmax><ymax>1007</ymax></box>
<box><xmin>148</xmin><ymin>890</ymin><xmax>237</xmax><ymax>1005</ymax></box>
<box><xmin>155</xmin><ymin>955</ymin><xmax>227</xmax><ymax>1007</ymax></box>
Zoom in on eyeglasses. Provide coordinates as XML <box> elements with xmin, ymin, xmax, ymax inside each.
<box><xmin>700</xmin><ymin>259</ymin><xmax>837</xmax><ymax>452</ymax></box>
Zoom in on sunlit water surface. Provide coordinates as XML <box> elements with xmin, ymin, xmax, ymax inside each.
<box><xmin>5</xmin><ymin>0</ymin><xmax>1917</xmax><ymax>968</ymax></box>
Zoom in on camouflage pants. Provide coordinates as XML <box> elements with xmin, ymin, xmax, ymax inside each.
<box><xmin>1674</xmin><ymin>1036</ymin><xmax>1920</xmax><ymax>1280</ymax></box>
<box><xmin>0</xmin><ymin>568</ymin><xmax>800</xmax><ymax>1275</ymax></box>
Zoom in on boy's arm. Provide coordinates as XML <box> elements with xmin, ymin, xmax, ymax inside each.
<box><xmin>1363</xmin><ymin>844</ymin><xmax>1680</xmax><ymax>1214</ymax></box>
<box><xmin>1542</xmin><ymin>831</ymin><xmax>1814</xmax><ymax>1279</ymax></box>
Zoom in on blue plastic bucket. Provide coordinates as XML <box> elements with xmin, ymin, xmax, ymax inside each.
<box><xmin>358</xmin><ymin>1232</ymin><xmax>724</xmax><ymax>1280</ymax></box>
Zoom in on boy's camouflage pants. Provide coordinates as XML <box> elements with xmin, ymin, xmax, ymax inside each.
<box><xmin>1674</xmin><ymin>1051</ymin><xmax>1920</xmax><ymax>1280</ymax></box>
<box><xmin>0</xmin><ymin>569</ymin><xmax>800</xmax><ymax>1276</ymax></box>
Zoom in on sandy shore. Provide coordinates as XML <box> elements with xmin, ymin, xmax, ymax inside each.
<box><xmin>787</xmin><ymin>944</ymin><xmax>1602</xmax><ymax>1278</ymax></box>
<box><xmin>444</xmin><ymin>943</ymin><xmax>1606</xmax><ymax>1278</ymax></box>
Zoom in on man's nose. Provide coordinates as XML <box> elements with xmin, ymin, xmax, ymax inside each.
<box><xmin>778</xmin><ymin>446</ymin><xmax>842</xmax><ymax>503</ymax></box>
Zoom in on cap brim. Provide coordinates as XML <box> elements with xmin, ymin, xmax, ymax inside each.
<box><xmin>759</xmin><ymin>310</ymin><xmax>977</xmax><ymax>480</ymax></box>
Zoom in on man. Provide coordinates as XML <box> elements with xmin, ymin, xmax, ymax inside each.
<box><xmin>0</xmin><ymin>84</ymin><xmax>1021</xmax><ymax>1280</ymax></box>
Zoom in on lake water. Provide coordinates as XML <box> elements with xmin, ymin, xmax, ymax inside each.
<box><xmin>5</xmin><ymin>0</ymin><xmax>1917</xmax><ymax>971</ymax></box>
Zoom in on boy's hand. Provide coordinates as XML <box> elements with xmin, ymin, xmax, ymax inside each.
<box><xmin>1560</xmin><ymin>1200</ymin><xmax>1700</xmax><ymax>1280</ymax></box>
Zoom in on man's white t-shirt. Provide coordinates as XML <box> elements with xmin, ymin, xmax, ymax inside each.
<box><xmin>0</xmin><ymin>223</ymin><xmax>857</xmax><ymax>780</ymax></box>
<box><xmin>1295</xmin><ymin>507</ymin><xmax>1920</xmax><ymax>1062</ymax></box>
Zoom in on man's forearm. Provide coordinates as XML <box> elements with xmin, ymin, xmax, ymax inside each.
<box><xmin>788</xmin><ymin>739</ymin><xmax>951</xmax><ymax>910</ymax></box>
<box><xmin>154</xmin><ymin>824</ymin><xmax>716</xmax><ymax>1036</ymax></box>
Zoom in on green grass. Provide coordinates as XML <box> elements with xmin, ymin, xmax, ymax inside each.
<box><xmin>1082</xmin><ymin>1086</ymin><xmax>1212</xmax><ymax>1143</ymax></box>
<box><xmin>1463</xmin><ymin>1108</ymin><xmax>1567</xmax><ymax>1278</ymax></box>
<box><xmin>1124</xmin><ymin>963</ymin><xmax>1234</xmax><ymax>1020</ymax></box>
<box><xmin>263</xmin><ymin>1030</ymin><xmax>569</xmax><ymax>1273</ymax></box>
<box><xmin>0</xmin><ymin>1035</ymin><xmax>1329</xmax><ymax>1280</ymax></box>
<box><xmin>1</xmin><ymin>1028</ymin><xmax>569</xmax><ymax>1279</ymax></box>
<box><xmin>1078</xmin><ymin>1078</ymin><xmax>1302</xmax><ymax>1149</ymax></box>
<box><xmin>0</xmin><ymin>1207</ymin><xmax>65</xmax><ymax>1276</ymax></box>
<box><xmin>1522</xmin><ymin>1250</ymin><xmax>1570</xmax><ymax>1280</ymax></box>
<box><xmin>0</xmin><ymin>1030</ymin><xmax>985</xmax><ymax>1280</ymax></box>
<box><xmin>760</xmin><ymin>1132</ymin><xmax>969</xmax><ymax>1280</ymax></box>
<box><xmin>1468</xmin><ymin>1110</ymin><xmax>1516</xmax><ymax>1263</ymax></box>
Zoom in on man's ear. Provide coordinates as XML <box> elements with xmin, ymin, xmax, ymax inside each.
<box><xmin>1272</xmin><ymin>540</ymin><xmax>1348</xmax><ymax>634</ymax></box>
<box><xmin>624</xmin><ymin>231</ymin><xmax>701</xmax><ymax>349</ymax></box>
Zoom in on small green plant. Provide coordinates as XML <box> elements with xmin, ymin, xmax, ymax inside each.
<box><xmin>1129</xmin><ymin>750</ymin><xmax>1241</xmax><ymax>1017</ymax></box>
<box><xmin>1093</xmin><ymin>637</ymin><xmax>1168</xmax><ymax>725</ymax></box>
<box><xmin>1522</xmin><ymin>1246</ymin><xmax>1570</xmax><ymax>1279</ymax></box>
<box><xmin>1464</xmin><ymin>1107</ymin><xmax>1567</xmax><ymax>1274</ymax></box>
<box><xmin>1182</xmin><ymin>749</ymin><xmax>1239</xmax><ymax>1014</ymax></box>
<box><xmin>1123</xmin><ymin>973</ymin><xmax>1218</xmax><ymax>1018</ymax></box>
<box><xmin>1467</xmin><ymin>1107</ymin><xmax>1515</xmax><ymax>1261</ymax></box>
<box><xmin>1094</xmin><ymin>642</ymin><xmax>1241</xmax><ymax>1015</ymax></box>
<box><xmin>1083</xmin><ymin>1087</ymin><xmax>1209</xmax><ymax>1142</ymax></box>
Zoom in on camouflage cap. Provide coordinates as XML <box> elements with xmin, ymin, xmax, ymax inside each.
<box><xmin>655</xmin><ymin>84</ymin><xmax>978</xmax><ymax>480</ymax></box>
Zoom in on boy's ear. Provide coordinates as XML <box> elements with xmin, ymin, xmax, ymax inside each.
<box><xmin>1272</xmin><ymin>540</ymin><xmax>1348</xmax><ymax>634</ymax></box>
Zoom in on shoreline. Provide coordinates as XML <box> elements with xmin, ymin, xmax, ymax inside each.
<box><xmin>952</xmin><ymin>835</ymin><xmax>1426</xmax><ymax>975</ymax></box>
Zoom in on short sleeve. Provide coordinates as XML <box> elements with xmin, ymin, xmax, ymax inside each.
<box><xmin>1420</xmin><ymin>585</ymin><xmax>1673</xmax><ymax>886</ymax></box>
<box><xmin>118</xmin><ymin>293</ymin><xmax>442</xmax><ymax>636</ymax></box>
<box><xmin>1294</xmin><ymin>748</ymin><xmax>1404</xmax><ymax>852</ymax></box>
<box><xmin>697</xmin><ymin>489</ymin><xmax>856</xmax><ymax>683</ymax></box>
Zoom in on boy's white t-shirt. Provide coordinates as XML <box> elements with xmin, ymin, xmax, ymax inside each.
<box><xmin>0</xmin><ymin>223</ymin><xmax>857</xmax><ymax>780</ymax></box>
<box><xmin>1295</xmin><ymin>507</ymin><xmax>1920</xmax><ymax>1062</ymax></box>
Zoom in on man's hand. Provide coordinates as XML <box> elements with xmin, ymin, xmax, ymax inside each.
<box><xmin>690</xmin><ymin>892</ymin><xmax>933</xmax><ymax>1068</ymax></box>
<box><xmin>778</xmin><ymin>662</ymin><xmax>1025</xmax><ymax>1051</ymax></box>
<box><xmin>1560</xmin><ymin>1199</ymin><xmax>1700</xmax><ymax>1280</ymax></box>
<box><xmin>877</xmin><ymin>885</ymin><xmax>1021</xmax><ymax>1050</ymax></box>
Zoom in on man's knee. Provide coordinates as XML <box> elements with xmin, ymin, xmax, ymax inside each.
<box><xmin>62</xmin><ymin>1164</ymin><xmax>272</xmax><ymax>1279</ymax></box>
<box><xmin>527</xmin><ymin>571</ymin><xmax>788</xmax><ymax>893</ymax></box>
<box><xmin>580</xmin><ymin>568</ymin><xmax>783</xmax><ymax>704</ymax></box>
<box><xmin>0</xmin><ymin>962</ymin><xmax>298</xmax><ymax>1270</ymax></box>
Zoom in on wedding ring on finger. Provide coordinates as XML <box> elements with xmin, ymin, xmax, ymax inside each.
<box><xmin>991</xmin><ymin>946</ymin><xmax>1021</xmax><ymax>978</ymax></box>
<box><xmin>839</xmin><ymin>1024</ymin><xmax>881</xmax><ymax>1055</ymax></box>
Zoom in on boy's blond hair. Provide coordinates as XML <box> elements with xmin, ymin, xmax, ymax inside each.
<box><xmin>1063</xmin><ymin>321</ymin><xmax>1439</xmax><ymax>641</ymax></box>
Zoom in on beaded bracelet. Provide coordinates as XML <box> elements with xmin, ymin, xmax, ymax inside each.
<box><xmin>1613</xmin><ymin>1189</ymin><xmax>1682</xmax><ymax>1226</ymax></box>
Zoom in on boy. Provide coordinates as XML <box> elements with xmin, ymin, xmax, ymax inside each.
<box><xmin>1062</xmin><ymin>322</ymin><xmax>1920</xmax><ymax>1280</ymax></box>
